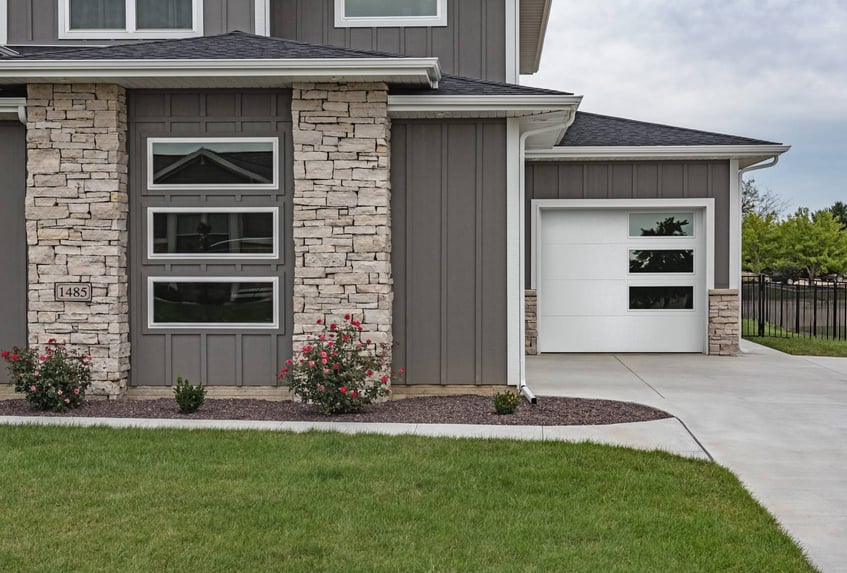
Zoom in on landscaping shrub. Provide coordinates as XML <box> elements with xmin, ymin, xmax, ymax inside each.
<box><xmin>281</xmin><ymin>315</ymin><xmax>402</xmax><ymax>415</ymax></box>
<box><xmin>1</xmin><ymin>341</ymin><xmax>91</xmax><ymax>412</ymax></box>
<box><xmin>174</xmin><ymin>376</ymin><xmax>206</xmax><ymax>414</ymax></box>
<box><xmin>493</xmin><ymin>391</ymin><xmax>521</xmax><ymax>415</ymax></box>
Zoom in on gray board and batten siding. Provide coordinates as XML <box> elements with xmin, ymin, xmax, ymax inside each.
<box><xmin>6</xmin><ymin>0</ymin><xmax>255</xmax><ymax>44</ymax></box>
<box><xmin>128</xmin><ymin>89</ymin><xmax>294</xmax><ymax>387</ymax></box>
<box><xmin>272</xmin><ymin>0</ymin><xmax>508</xmax><ymax>82</ymax></box>
<box><xmin>392</xmin><ymin>119</ymin><xmax>508</xmax><ymax>386</ymax></box>
<box><xmin>524</xmin><ymin>160</ymin><xmax>732</xmax><ymax>289</ymax></box>
<box><xmin>0</xmin><ymin>121</ymin><xmax>26</xmax><ymax>384</ymax></box>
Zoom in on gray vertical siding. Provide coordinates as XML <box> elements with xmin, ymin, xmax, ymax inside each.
<box><xmin>128</xmin><ymin>89</ymin><xmax>293</xmax><ymax>387</ymax></box>
<box><xmin>0</xmin><ymin>121</ymin><xmax>26</xmax><ymax>384</ymax></box>
<box><xmin>524</xmin><ymin>160</ymin><xmax>732</xmax><ymax>289</ymax></box>
<box><xmin>272</xmin><ymin>0</ymin><xmax>507</xmax><ymax>82</ymax></box>
<box><xmin>392</xmin><ymin>119</ymin><xmax>508</xmax><ymax>386</ymax></box>
<box><xmin>7</xmin><ymin>0</ymin><xmax>254</xmax><ymax>44</ymax></box>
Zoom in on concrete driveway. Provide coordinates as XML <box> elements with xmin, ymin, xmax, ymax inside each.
<box><xmin>528</xmin><ymin>341</ymin><xmax>847</xmax><ymax>573</ymax></box>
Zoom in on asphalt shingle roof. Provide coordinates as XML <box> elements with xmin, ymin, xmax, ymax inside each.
<box><xmin>558</xmin><ymin>111</ymin><xmax>780</xmax><ymax>147</ymax></box>
<box><xmin>2</xmin><ymin>31</ymin><xmax>406</xmax><ymax>61</ymax></box>
<box><xmin>390</xmin><ymin>75</ymin><xmax>573</xmax><ymax>96</ymax></box>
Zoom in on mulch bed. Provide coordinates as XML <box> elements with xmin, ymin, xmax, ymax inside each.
<box><xmin>0</xmin><ymin>395</ymin><xmax>671</xmax><ymax>426</ymax></box>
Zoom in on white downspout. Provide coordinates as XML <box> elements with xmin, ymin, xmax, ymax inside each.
<box><xmin>517</xmin><ymin>110</ymin><xmax>577</xmax><ymax>403</ymax></box>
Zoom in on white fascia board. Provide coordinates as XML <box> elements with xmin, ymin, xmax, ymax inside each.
<box><xmin>0</xmin><ymin>57</ymin><xmax>442</xmax><ymax>87</ymax></box>
<box><xmin>388</xmin><ymin>94</ymin><xmax>582</xmax><ymax>115</ymax></box>
<box><xmin>526</xmin><ymin>144</ymin><xmax>791</xmax><ymax>161</ymax></box>
<box><xmin>0</xmin><ymin>96</ymin><xmax>26</xmax><ymax>123</ymax></box>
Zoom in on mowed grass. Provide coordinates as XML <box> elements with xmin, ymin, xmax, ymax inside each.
<box><xmin>0</xmin><ymin>426</ymin><xmax>814</xmax><ymax>573</ymax></box>
<box><xmin>743</xmin><ymin>318</ymin><xmax>847</xmax><ymax>357</ymax></box>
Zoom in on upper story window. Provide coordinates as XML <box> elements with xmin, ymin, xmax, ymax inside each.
<box><xmin>59</xmin><ymin>0</ymin><xmax>203</xmax><ymax>40</ymax></box>
<box><xmin>334</xmin><ymin>0</ymin><xmax>447</xmax><ymax>28</ymax></box>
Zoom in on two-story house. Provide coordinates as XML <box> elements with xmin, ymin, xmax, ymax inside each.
<box><xmin>0</xmin><ymin>0</ymin><xmax>788</xmax><ymax>398</ymax></box>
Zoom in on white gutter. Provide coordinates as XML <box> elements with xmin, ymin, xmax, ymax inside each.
<box><xmin>516</xmin><ymin>110</ymin><xmax>578</xmax><ymax>403</ymax></box>
<box><xmin>527</xmin><ymin>144</ymin><xmax>791</xmax><ymax>161</ymax></box>
<box><xmin>0</xmin><ymin>57</ymin><xmax>442</xmax><ymax>87</ymax></box>
<box><xmin>388</xmin><ymin>94</ymin><xmax>582</xmax><ymax>116</ymax></box>
<box><xmin>0</xmin><ymin>96</ymin><xmax>26</xmax><ymax>124</ymax></box>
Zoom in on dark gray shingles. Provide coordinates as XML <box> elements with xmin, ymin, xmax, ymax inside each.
<box><xmin>558</xmin><ymin>111</ymin><xmax>780</xmax><ymax>146</ymax></box>
<box><xmin>3</xmin><ymin>31</ymin><xmax>407</xmax><ymax>60</ymax></box>
<box><xmin>390</xmin><ymin>75</ymin><xmax>573</xmax><ymax>96</ymax></box>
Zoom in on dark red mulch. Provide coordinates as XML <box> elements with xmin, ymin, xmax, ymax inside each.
<box><xmin>0</xmin><ymin>395</ymin><xmax>671</xmax><ymax>426</ymax></box>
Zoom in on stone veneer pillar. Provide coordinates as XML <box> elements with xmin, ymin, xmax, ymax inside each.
<box><xmin>525</xmin><ymin>290</ymin><xmax>538</xmax><ymax>355</ymax></box>
<box><xmin>25</xmin><ymin>84</ymin><xmax>130</xmax><ymax>397</ymax></box>
<box><xmin>709</xmin><ymin>289</ymin><xmax>740</xmax><ymax>355</ymax></box>
<box><xmin>290</xmin><ymin>83</ymin><xmax>392</xmax><ymax>355</ymax></box>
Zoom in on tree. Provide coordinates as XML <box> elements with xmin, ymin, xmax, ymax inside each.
<box><xmin>824</xmin><ymin>201</ymin><xmax>847</xmax><ymax>229</ymax></box>
<box><xmin>741</xmin><ymin>212</ymin><xmax>781</xmax><ymax>274</ymax></box>
<box><xmin>741</xmin><ymin>178</ymin><xmax>788</xmax><ymax>218</ymax></box>
<box><xmin>779</xmin><ymin>208</ymin><xmax>847</xmax><ymax>280</ymax></box>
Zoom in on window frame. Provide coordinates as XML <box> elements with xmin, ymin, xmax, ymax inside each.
<box><xmin>58</xmin><ymin>0</ymin><xmax>203</xmax><ymax>40</ymax></box>
<box><xmin>147</xmin><ymin>207</ymin><xmax>279</xmax><ymax>261</ymax></box>
<box><xmin>627</xmin><ymin>249</ymin><xmax>696</xmax><ymax>275</ymax></box>
<box><xmin>627</xmin><ymin>285</ymin><xmax>697</xmax><ymax>312</ymax></box>
<box><xmin>147</xmin><ymin>276</ymin><xmax>280</xmax><ymax>330</ymax></box>
<box><xmin>334</xmin><ymin>0</ymin><xmax>448</xmax><ymax>28</ymax></box>
<box><xmin>628</xmin><ymin>212</ymin><xmax>696</xmax><ymax>239</ymax></box>
<box><xmin>147</xmin><ymin>137</ymin><xmax>280</xmax><ymax>191</ymax></box>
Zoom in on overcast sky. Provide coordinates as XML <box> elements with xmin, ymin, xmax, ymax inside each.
<box><xmin>521</xmin><ymin>0</ymin><xmax>847</xmax><ymax>213</ymax></box>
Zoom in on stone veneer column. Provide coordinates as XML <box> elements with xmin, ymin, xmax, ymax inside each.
<box><xmin>290</xmin><ymin>83</ymin><xmax>392</xmax><ymax>354</ymax></box>
<box><xmin>709</xmin><ymin>289</ymin><xmax>740</xmax><ymax>356</ymax></box>
<box><xmin>525</xmin><ymin>290</ymin><xmax>537</xmax><ymax>355</ymax></box>
<box><xmin>25</xmin><ymin>84</ymin><xmax>129</xmax><ymax>397</ymax></box>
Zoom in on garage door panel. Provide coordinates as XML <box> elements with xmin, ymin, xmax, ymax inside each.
<box><xmin>540</xmin><ymin>244</ymin><xmax>625</xmax><ymax>280</ymax></box>
<box><xmin>539</xmin><ymin>279</ymin><xmax>629</xmax><ymax>315</ymax></box>
<box><xmin>541</xmin><ymin>210</ymin><xmax>628</xmax><ymax>244</ymax></box>
<box><xmin>538</xmin><ymin>315</ymin><xmax>704</xmax><ymax>353</ymax></box>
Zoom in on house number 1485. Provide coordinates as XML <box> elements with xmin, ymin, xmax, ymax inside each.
<box><xmin>55</xmin><ymin>283</ymin><xmax>93</xmax><ymax>302</ymax></box>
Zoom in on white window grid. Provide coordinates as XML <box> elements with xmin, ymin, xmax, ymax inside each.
<box><xmin>58</xmin><ymin>0</ymin><xmax>203</xmax><ymax>40</ymax></box>
<box><xmin>334</xmin><ymin>0</ymin><xmax>448</xmax><ymax>28</ymax></box>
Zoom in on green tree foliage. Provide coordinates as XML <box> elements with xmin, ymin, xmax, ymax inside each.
<box><xmin>742</xmin><ymin>212</ymin><xmax>780</xmax><ymax>274</ymax></box>
<box><xmin>824</xmin><ymin>201</ymin><xmax>847</xmax><ymax>229</ymax></box>
<box><xmin>779</xmin><ymin>208</ymin><xmax>847</xmax><ymax>279</ymax></box>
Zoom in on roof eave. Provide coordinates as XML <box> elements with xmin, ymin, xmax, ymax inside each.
<box><xmin>527</xmin><ymin>145</ymin><xmax>791</xmax><ymax>165</ymax></box>
<box><xmin>0</xmin><ymin>57</ymin><xmax>442</xmax><ymax>88</ymax></box>
<box><xmin>388</xmin><ymin>94</ymin><xmax>582</xmax><ymax>118</ymax></box>
<box><xmin>519</xmin><ymin>0</ymin><xmax>552</xmax><ymax>75</ymax></box>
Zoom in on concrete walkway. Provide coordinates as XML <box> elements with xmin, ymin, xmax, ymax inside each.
<box><xmin>0</xmin><ymin>414</ymin><xmax>708</xmax><ymax>459</ymax></box>
<box><xmin>528</xmin><ymin>341</ymin><xmax>847</xmax><ymax>573</ymax></box>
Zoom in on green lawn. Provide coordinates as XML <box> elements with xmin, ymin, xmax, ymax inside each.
<box><xmin>743</xmin><ymin>319</ymin><xmax>847</xmax><ymax>357</ymax></box>
<box><xmin>0</xmin><ymin>427</ymin><xmax>814</xmax><ymax>573</ymax></box>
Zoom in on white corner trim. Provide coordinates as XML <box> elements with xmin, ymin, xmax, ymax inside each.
<box><xmin>506</xmin><ymin>118</ymin><xmax>522</xmax><ymax>387</ymax></box>
<box><xmin>334</xmin><ymin>0</ymin><xmax>448</xmax><ymax>28</ymax></box>
<box><xmin>0</xmin><ymin>0</ymin><xmax>7</xmax><ymax>46</ymax></box>
<box><xmin>58</xmin><ymin>0</ymin><xmax>204</xmax><ymax>40</ymax></box>
<box><xmin>147</xmin><ymin>276</ymin><xmax>280</xmax><ymax>330</ymax></box>
<box><xmin>146</xmin><ymin>207</ymin><xmax>280</xmax><ymax>261</ymax></box>
<box><xmin>0</xmin><ymin>96</ymin><xmax>26</xmax><ymax>124</ymax></box>
<box><xmin>527</xmin><ymin>145</ymin><xmax>791</xmax><ymax>161</ymax></box>
<box><xmin>0</xmin><ymin>57</ymin><xmax>442</xmax><ymax>87</ymax></box>
<box><xmin>254</xmin><ymin>0</ymin><xmax>270</xmax><ymax>36</ymax></box>
<box><xmin>505</xmin><ymin>0</ymin><xmax>519</xmax><ymax>84</ymax></box>
<box><xmin>146</xmin><ymin>136</ymin><xmax>280</xmax><ymax>191</ymax></box>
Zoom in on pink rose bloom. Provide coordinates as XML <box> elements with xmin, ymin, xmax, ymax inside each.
<box><xmin>351</xmin><ymin>391</ymin><xmax>358</xmax><ymax>398</ymax></box>
<box><xmin>321</xmin><ymin>358</ymin><xmax>328</xmax><ymax>365</ymax></box>
<box><xmin>73</xmin><ymin>388</ymin><xmax>80</xmax><ymax>395</ymax></box>
<box><xmin>64</xmin><ymin>399</ymin><xmax>70</xmax><ymax>404</ymax></box>
<box><xmin>29</xmin><ymin>385</ymin><xmax>36</xmax><ymax>392</ymax></box>
<box><xmin>57</xmin><ymin>390</ymin><xmax>63</xmax><ymax>396</ymax></box>
<box><xmin>323</xmin><ymin>368</ymin><xmax>330</xmax><ymax>374</ymax></box>
<box><xmin>33</xmin><ymin>370</ymin><xmax>40</xmax><ymax>377</ymax></box>
<box><xmin>308</xmin><ymin>361</ymin><xmax>316</xmax><ymax>367</ymax></box>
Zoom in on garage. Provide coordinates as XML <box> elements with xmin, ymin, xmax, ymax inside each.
<box><xmin>535</xmin><ymin>204</ymin><xmax>711</xmax><ymax>353</ymax></box>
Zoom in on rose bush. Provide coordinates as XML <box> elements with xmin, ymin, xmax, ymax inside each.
<box><xmin>1</xmin><ymin>340</ymin><xmax>92</xmax><ymax>412</ymax></box>
<box><xmin>280</xmin><ymin>315</ymin><xmax>403</xmax><ymax>415</ymax></box>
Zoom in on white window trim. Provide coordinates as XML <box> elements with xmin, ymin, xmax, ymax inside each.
<box><xmin>0</xmin><ymin>0</ymin><xmax>7</xmax><ymax>45</ymax></box>
<box><xmin>334</xmin><ymin>0</ymin><xmax>448</xmax><ymax>28</ymax></box>
<box><xmin>147</xmin><ymin>207</ymin><xmax>279</xmax><ymax>261</ymax></box>
<box><xmin>254</xmin><ymin>0</ymin><xmax>270</xmax><ymax>36</ymax></box>
<box><xmin>530</xmin><ymin>198</ymin><xmax>716</xmax><ymax>354</ymax></box>
<box><xmin>147</xmin><ymin>137</ymin><xmax>279</xmax><ymax>191</ymax></box>
<box><xmin>58</xmin><ymin>0</ymin><xmax>204</xmax><ymax>40</ymax></box>
<box><xmin>147</xmin><ymin>276</ymin><xmax>280</xmax><ymax>330</ymax></box>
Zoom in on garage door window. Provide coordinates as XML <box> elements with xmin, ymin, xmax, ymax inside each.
<box><xmin>629</xmin><ymin>213</ymin><xmax>693</xmax><ymax>237</ymax></box>
<box><xmin>629</xmin><ymin>249</ymin><xmax>694</xmax><ymax>273</ymax></box>
<box><xmin>148</xmin><ymin>278</ymin><xmax>279</xmax><ymax>329</ymax></box>
<box><xmin>629</xmin><ymin>286</ymin><xmax>694</xmax><ymax>310</ymax></box>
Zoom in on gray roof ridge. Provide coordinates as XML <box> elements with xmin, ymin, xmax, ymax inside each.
<box><xmin>571</xmin><ymin>111</ymin><xmax>781</xmax><ymax>146</ymax></box>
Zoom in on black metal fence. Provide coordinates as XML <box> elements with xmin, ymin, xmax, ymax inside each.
<box><xmin>742</xmin><ymin>274</ymin><xmax>847</xmax><ymax>339</ymax></box>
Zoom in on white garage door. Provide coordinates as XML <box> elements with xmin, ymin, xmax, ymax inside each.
<box><xmin>537</xmin><ymin>208</ymin><xmax>707</xmax><ymax>353</ymax></box>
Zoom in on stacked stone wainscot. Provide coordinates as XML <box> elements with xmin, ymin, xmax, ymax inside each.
<box><xmin>525</xmin><ymin>289</ymin><xmax>537</xmax><ymax>355</ymax></box>
<box><xmin>25</xmin><ymin>84</ymin><xmax>129</xmax><ymax>397</ymax></box>
<box><xmin>709</xmin><ymin>289</ymin><xmax>740</xmax><ymax>356</ymax></box>
<box><xmin>290</xmin><ymin>83</ymin><xmax>393</xmax><ymax>361</ymax></box>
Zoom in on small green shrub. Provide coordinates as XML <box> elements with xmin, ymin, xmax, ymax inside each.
<box><xmin>2</xmin><ymin>341</ymin><xmax>91</xmax><ymax>412</ymax></box>
<box><xmin>174</xmin><ymin>376</ymin><xmax>206</xmax><ymax>414</ymax></box>
<box><xmin>493</xmin><ymin>391</ymin><xmax>521</xmax><ymax>415</ymax></box>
